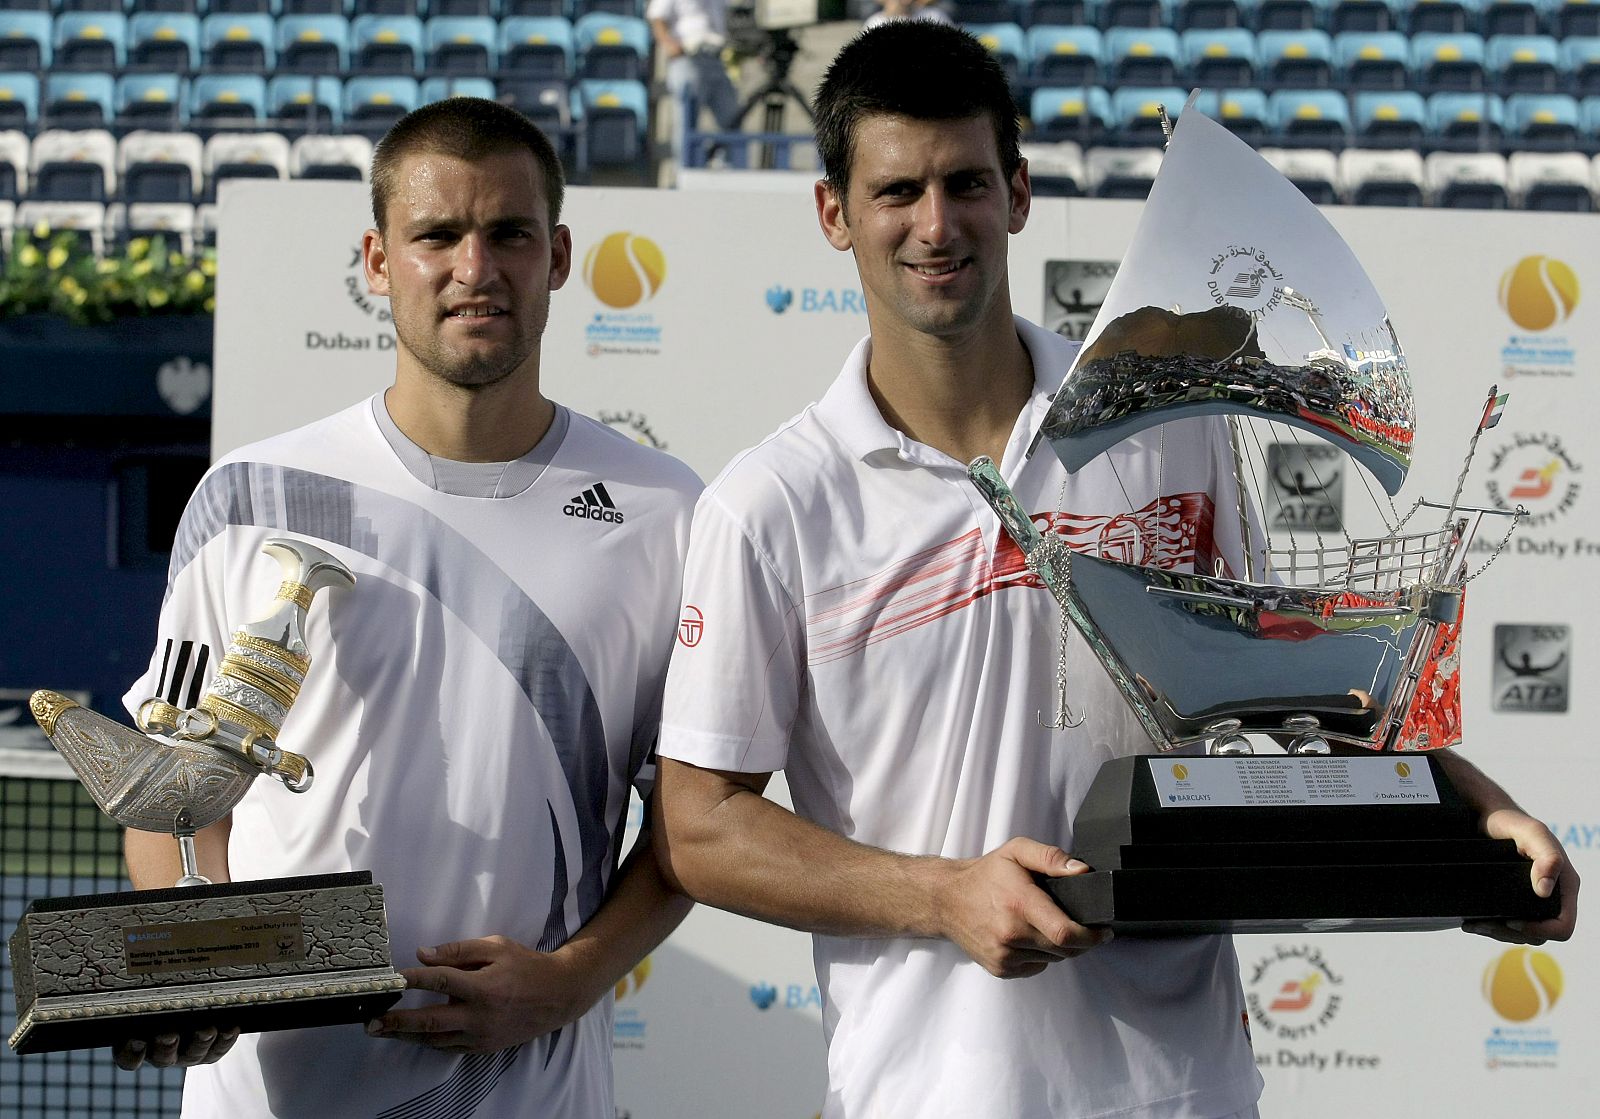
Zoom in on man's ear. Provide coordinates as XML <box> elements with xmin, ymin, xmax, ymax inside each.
<box><xmin>1008</xmin><ymin>159</ymin><xmax>1032</xmax><ymax>236</ymax></box>
<box><xmin>548</xmin><ymin>224</ymin><xmax>573</xmax><ymax>291</ymax></box>
<box><xmin>362</xmin><ymin>228</ymin><xmax>390</xmax><ymax>297</ymax></box>
<box><xmin>816</xmin><ymin>179</ymin><xmax>853</xmax><ymax>252</ymax></box>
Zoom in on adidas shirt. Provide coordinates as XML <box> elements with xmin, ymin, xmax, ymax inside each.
<box><xmin>659</xmin><ymin>318</ymin><xmax>1266</xmax><ymax>1119</ymax></box>
<box><xmin>125</xmin><ymin>395</ymin><xmax>701</xmax><ymax>1119</ymax></box>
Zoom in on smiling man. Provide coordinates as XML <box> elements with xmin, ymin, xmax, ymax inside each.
<box><xmin>118</xmin><ymin>98</ymin><xmax>699</xmax><ymax>1117</ymax></box>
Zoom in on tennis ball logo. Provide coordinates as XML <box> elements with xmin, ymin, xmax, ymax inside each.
<box><xmin>1482</xmin><ymin>947</ymin><xmax>1562</xmax><ymax>1022</ymax></box>
<box><xmin>1498</xmin><ymin>255</ymin><xmax>1579</xmax><ymax>332</ymax></box>
<box><xmin>614</xmin><ymin>955</ymin><xmax>652</xmax><ymax>1001</ymax></box>
<box><xmin>1171</xmin><ymin>764</ymin><xmax>1189</xmax><ymax>781</ymax></box>
<box><xmin>1394</xmin><ymin>761</ymin><xmax>1411</xmax><ymax>779</ymax></box>
<box><xmin>583</xmin><ymin>232</ymin><xmax>666</xmax><ymax>309</ymax></box>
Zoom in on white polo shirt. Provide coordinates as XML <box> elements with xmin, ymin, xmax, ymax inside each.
<box><xmin>660</xmin><ymin>317</ymin><xmax>1264</xmax><ymax>1119</ymax></box>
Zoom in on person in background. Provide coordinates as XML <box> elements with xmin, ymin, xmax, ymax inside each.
<box><xmin>649</xmin><ymin>0</ymin><xmax>744</xmax><ymax>164</ymax></box>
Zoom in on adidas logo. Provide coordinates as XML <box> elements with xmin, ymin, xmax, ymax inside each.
<box><xmin>563</xmin><ymin>482</ymin><xmax>625</xmax><ymax>524</ymax></box>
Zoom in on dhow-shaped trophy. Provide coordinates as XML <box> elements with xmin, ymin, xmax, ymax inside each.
<box><xmin>969</xmin><ymin>102</ymin><xmax>1560</xmax><ymax>934</ymax></box>
<box><xmin>9</xmin><ymin>539</ymin><xmax>404</xmax><ymax>1054</ymax></box>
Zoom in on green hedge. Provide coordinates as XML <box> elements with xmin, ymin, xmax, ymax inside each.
<box><xmin>1</xmin><ymin>226</ymin><xmax>216</xmax><ymax>326</ymax></box>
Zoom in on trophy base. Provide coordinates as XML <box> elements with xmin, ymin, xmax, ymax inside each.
<box><xmin>9</xmin><ymin>871</ymin><xmax>407</xmax><ymax>1055</ymax></box>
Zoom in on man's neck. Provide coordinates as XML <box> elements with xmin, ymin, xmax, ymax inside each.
<box><xmin>385</xmin><ymin>363</ymin><xmax>555</xmax><ymax>463</ymax></box>
<box><xmin>866</xmin><ymin>310</ymin><xmax>1034</xmax><ymax>467</ymax></box>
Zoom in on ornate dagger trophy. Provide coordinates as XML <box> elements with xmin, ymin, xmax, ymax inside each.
<box><xmin>968</xmin><ymin>102</ymin><xmax>1560</xmax><ymax>935</ymax></box>
<box><xmin>9</xmin><ymin>538</ymin><xmax>405</xmax><ymax>1055</ymax></box>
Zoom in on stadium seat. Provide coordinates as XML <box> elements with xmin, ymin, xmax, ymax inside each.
<box><xmin>1405</xmin><ymin>0</ymin><xmax>1476</xmax><ymax>33</ymax></box>
<box><xmin>1106</xmin><ymin>27</ymin><xmax>1181</xmax><ymax>84</ymax></box>
<box><xmin>573</xmin><ymin>12</ymin><xmax>649</xmax><ymax>81</ymax></box>
<box><xmin>116</xmin><ymin>73</ymin><xmax>186</xmax><ymax>131</ymax></box>
<box><xmin>1181</xmin><ymin>28</ymin><xmax>1255</xmax><ymax>86</ymax></box>
<box><xmin>952</xmin><ymin>0</ymin><xmax>1017</xmax><ymax>21</ymax></box>
<box><xmin>0</xmin><ymin>73</ymin><xmax>40</xmax><ymax>130</ymax></box>
<box><xmin>1334</xmin><ymin>31</ymin><xmax>1409</xmax><ymax>89</ymax></box>
<box><xmin>204</xmin><ymin>131</ymin><xmax>290</xmax><ymax>200</ymax></box>
<box><xmin>128</xmin><ymin>12</ymin><xmax>200</xmax><ymax>73</ymax></box>
<box><xmin>964</xmin><ymin>23</ymin><xmax>1028</xmax><ymax>86</ymax></box>
<box><xmin>578</xmin><ymin>0</ymin><xmax>645</xmax><ymax>15</ymax></box>
<box><xmin>1019</xmin><ymin>139</ymin><xmax>1085</xmax><ymax>196</ymax></box>
<box><xmin>421</xmin><ymin>76</ymin><xmax>497</xmax><ymax>104</ymax></box>
<box><xmin>352</xmin><ymin>15</ymin><xmax>424</xmax><ymax>73</ymax></box>
<box><xmin>1109</xmin><ymin>86</ymin><xmax>1187</xmax><ymax>142</ymax></box>
<box><xmin>0</xmin><ymin>12</ymin><xmax>51</xmax><ymax>72</ymax></box>
<box><xmin>1353</xmin><ymin>90</ymin><xmax>1426</xmax><ymax>145</ymax></box>
<box><xmin>290</xmin><ymin>133</ymin><xmax>373</xmax><ymax>180</ymax></box>
<box><xmin>277</xmin><ymin>15</ymin><xmax>351</xmax><ymax>74</ymax></box>
<box><xmin>201</xmin><ymin>13</ymin><xmax>275</xmax><ymax>71</ymax></box>
<box><xmin>55</xmin><ymin>12</ymin><xmax>128</xmax><ymax>71</ymax></box>
<box><xmin>1506</xmin><ymin>93</ymin><xmax>1579</xmax><ymax>146</ymax></box>
<box><xmin>504</xmin><ymin>0</ymin><xmax>572</xmax><ymax>17</ymax></box>
<box><xmin>1027</xmin><ymin>0</ymin><xmax>1091</xmax><ymax>25</ymax></box>
<box><xmin>189</xmin><ymin>73</ymin><xmax>268</xmax><ymax>127</ymax></box>
<box><xmin>497</xmin><ymin>76</ymin><xmax>572</xmax><ymax>140</ymax></box>
<box><xmin>1560</xmin><ymin>37</ymin><xmax>1600</xmax><ymax>97</ymax></box>
<box><xmin>1254</xmin><ymin>0</ymin><xmax>1320</xmax><ymax>31</ymax></box>
<box><xmin>1269</xmin><ymin>88</ymin><xmax>1352</xmax><ymax>145</ymax></box>
<box><xmin>500</xmin><ymin>17</ymin><xmax>577</xmax><ymax>79</ymax></box>
<box><xmin>1411</xmin><ymin>33</ymin><xmax>1487</xmax><ymax>91</ymax></box>
<box><xmin>1027</xmin><ymin>26</ymin><xmax>1104</xmax><ymax>85</ymax></box>
<box><xmin>209</xmin><ymin>0</ymin><xmax>276</xmax><ymax>11</ymax></box>
<box><xmin>133</xmin><ymin>0</ymin><xmax>202</xmax><ymax>9</ymax></box>
<box><xmin>1427</xmin><ymin>90</ymin><xmax>1505</xmax><ymax>143</ymax></box>
<box><xmin>282</xmin><ymin>0</ymin><xmax>347</xmax><ymax>13</ymax></box>
<box><xmin>0</xmin><ymin>130</ymin><xmax>29</xmax><ymax>201</ymax></box>
<box><xmin>1554</xmin><ymin>0</ymin><xmax>1600</xmax><ymax>38</ymax></box>
<box><xmin>1174</xmin><ymin>0</ymin><xmax>1245</xmax><ymax>29</ymax></box>
<box><xmin>1101</xmin><ymin>0</ymin><xmax>1167</xmax><ymax>29</ymax></box>
<box><xmin>1507</xmin><ymin>150</ymin><xmax>1593</xmax><ymax>210</ymax></box>
<box><xmin>119</xmin><ymin>130</ymin><xmax>204</xmax><ymax>204</ymax></box>
<box><xmin>30</xmin><ymin>128</ymin><xmax>116</xmax><ymax>202</ymax></box>
<box><xmin>268</xmin><ymin>75</ymin><xmax>343</xmax><ymax>130</ymax></box>
<box><xmin>1085</xmin><ymin>146</ymin><xmax>1163</xmax><ymax>199</ymax></box>
<box><xmin>576</xmin><ymin>78</ymin><xmax>648</xmax><ymax>169</ymax></box>
<box><xmin>1330</xmin><ymin>0</ymin><xmax>1402</xmax><ymax>33</ymax></box>
<box><xmin>1583</xmin><ymin>94</ymin><xmax>1600</xmax><ymax>142</ymax></box>
<box><xmin>1425</xmin><ymin>151</ymin><xmax>1510</xmax><ymax>207</ymax></box>
<box><xmin>427</xmin><ymin>15</ymin><xmax>498</xmax><ymax>75</ymax></box>
<box><xmin>434</xmin><ymin>0</ymin><xmax>497</xmax><ymax>14</ymax></box>
<box><xmin>43</xmin><ymin>72</ymin><xmax>116</xmax><ymax>130</ymax></box>
<box><xmin>1482</xmin><ymin>0</ymin><xmax>1541</xmax><ymax>35</ymax></box>
<box><xmin>1192</xmin><ymin>87</ymin><xmax>1271</xmax><ymax>143</ymax></box>
<box><xmin>1487</xmin><ymin>35</ymin><xmax>1559</xmax><ymax>93</ymax></box>
<box><xmin>1259</xmin><ymin>145</ymin><xmax>1340</xmax><ymax>203</ymax></box>
<box><xmin>344</xmin><ymin>75</ymin><xmax>420</xmax><ymax>134</ymax></box>
<box><xmin>353</xmin><ymin>0</ymin><xmax>424</xmax><ymax>14</ymax></box>
<box><xmin>15</xmin><ymin>200</ymin><xmax>106</xmax><ymax>256</ymax></box>
<box><xmin>1257</xmin><ymin>29</ymin><xmax>1333</xmax><ymax>87</ymax></box>
<box><xmin>107</xmin><ymin>202</ymin><xmax>197</xmax><ymax>257</ymax></box>
<box><xmin>1340</xmin><ymin>147</ymin><xmax>1424</xmax><ymax>205</ymax></box>
<box><xmin>196</xmin><ymin>199</ymin><xmax>219</xmax><ymax>246</ymax></box>
<box><xmin>1029</xmin><ymin>85</ymin><xmax>1113</xmax><ymax>142</ymax></box>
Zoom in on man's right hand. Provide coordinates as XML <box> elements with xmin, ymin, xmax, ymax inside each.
<box><xmin>113</xmin><ymin>1026</ymin><xmax>239</xmax><ymax>1071</ymax></box>
<box><xmin>934</xmin><ymin>837</ymin><xmax>1112</xmax><ymax>978</ymax></box>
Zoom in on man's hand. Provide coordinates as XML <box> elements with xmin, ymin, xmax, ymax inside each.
<box><xmin>1464</xmin><ymin>808</ymin><xmax>1580</xmax><ymax>945</ymax></box>
<box><xmin>365</xmin><ymin>936</ymin><xmax>604</xmax><ymax>1053</ymax></box>
<box><xmin>113</xmin><ymin>1026</ymin><xmax>239</xmax><ymax>1071</ymax></box>
<box><xmin>934</xmin><ymin>837</ymin><xmax>1112</xmax><ymax>979</ymax></box>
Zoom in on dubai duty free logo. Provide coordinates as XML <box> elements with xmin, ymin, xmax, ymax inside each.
<box><xmin>1206</xmin><ymin>244</ymin><xmax>1285</xmax><ymax>318</ymax></box>
<box><xmin>1498</xmin><ymin>255</ymin><xmax>1579</xmax><ymax>378</ymax></box>
<box><xmin>583</xmin><ymin>231</ymin><xmax>665</xmax><ymax>356</ymax></box>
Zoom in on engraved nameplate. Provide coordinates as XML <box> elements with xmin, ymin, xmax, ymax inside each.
<box><xmin>1148</xmin><ymin>756</ymin><xmax>1441</xmax><ymax>808</ymax></box>
<box><xmin>124</xmin><ymin>914</ymin><xmax>306</xmax><ymax>975</ymax></box>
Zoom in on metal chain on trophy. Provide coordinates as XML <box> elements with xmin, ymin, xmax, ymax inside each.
<box><xmin>1039</xmin><ymin>473</ymin><xmax>1083</xmax><ymax>731</ymax></box>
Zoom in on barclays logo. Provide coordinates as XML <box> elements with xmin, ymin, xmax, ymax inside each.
<box><xmin>765</xmin><ymin>285</ymin><xmax>867</xmax><ymax>314</ymax></box>
<box><xmin>766</xmin><ymin>286</ymin><xmax>794</xmax><ymax>314</ymax></box>
<box><xmin>749</xmin><ymin>982</ymin><xmax>777</xmax><ymax>1010</ymax></box>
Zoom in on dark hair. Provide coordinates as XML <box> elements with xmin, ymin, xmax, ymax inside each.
<box><xmin>814</xmin><ymin>22</ymin><xmax>1022</xmax><ymax>198</ymax></box>
<box><xmin>370</xmin><ymin>98</ymin><xmax>566</xmax><ymax>233</ymax></box>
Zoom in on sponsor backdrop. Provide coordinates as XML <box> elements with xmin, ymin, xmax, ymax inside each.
<box><xmin>216</xmin><ymin>182</ymin><xmax>1594</xmax><ymax>1115</ymax></box>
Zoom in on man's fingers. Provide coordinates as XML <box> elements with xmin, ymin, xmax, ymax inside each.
<box><xmin>112</xmin><ymin>1039</ymin><xmax>146</xmax><ymax>1071</ymax></box>
<box><xmin>1001</xmin><ymin>837</ymin><xmax>1086</xmax><ymax>878</ymax></box>
<box><xmin>369</xmin><ymin>1002</ymin><xmax>470</xmax><ymax>1039</ymax></box>
<box><xmin>176</xmin><ymin>1026</ymin><xmax>218</xmax><ymax>1067</ymax></box>
<box><xmin>146</xmin><ymin>1033</ymin><xmax>181</xmax><ymax>1069</ymax></box>
<box><xmin>400</xmin><ymin>964</ymin><xmax>475</xmax><ymax>998</ymax></box>
<box><xmin>417</xmin><ymin>937</ymin><xmax>501</xmax><ymax>969</ymax></box>
<box><xmin>208</xmin><ymin>1026</ymin><xmax>241</xmax><ymax>1063</ymax></box>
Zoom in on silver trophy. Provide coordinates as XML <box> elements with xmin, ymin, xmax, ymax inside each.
<box><xmin>968</xmin><ymin>103</ymin><xmax>1556</xmax><ymax>933</ymax></box>
<box><xmin>9</xmin><ymin>538</ymin><xmax>405</xmax><ymax>1054</ymax></box>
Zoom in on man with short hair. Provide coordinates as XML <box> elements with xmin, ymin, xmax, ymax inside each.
<box><xmin>654</xmin><ymin>23</ymin><xmax>1576</xmax><ymax>1118</ymax></box>
<box><xmin>120</xmin><ymin>97</ymin><xmax>699</xmax><ymax>1118</ymax></box>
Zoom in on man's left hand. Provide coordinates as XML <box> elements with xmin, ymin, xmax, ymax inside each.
<box><xmin>365</xmin><ymin>936</ymin><xmax>601</xmax><ymax>1053</ymax></box>
<box><xmin>1463</xmin><ymin>808</ymin><xmax>1580</xmax><ymax>945</ymax></box>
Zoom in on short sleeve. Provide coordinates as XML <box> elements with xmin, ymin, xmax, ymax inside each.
<box><xmin>122</xmin><ymin>518</ymin><xmax>236</xmax><ymax>724</ymax></box>
<box><xmin>658</xmin><ymin>492</ymin><xmax>805</xmax><ymax>775</ymax></box>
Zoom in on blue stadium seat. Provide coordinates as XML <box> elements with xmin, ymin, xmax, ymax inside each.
<box><xmin>1330</xmin><ymin>0</ymin><xmax>1403</xmax><ymax>33</ymax></box>
<box><xmin>1506</xmin><ymin>92</ymin><xmax>1579</xmax><ymax>145</ymax></box>
<box><xmin>1101</xmin><ymin>0</ymin><xmax>1169</xmax><ymax>29</ymax></box>
<box><xmin>1106</xmin><ymin>27</ymin><xmax>1181</xmax><ymax>84</ymax></box>
<box><xmin>1181</xmin><ymin>28</ymin><xmax>1255</xmax><ymax>86</ymax></box>
<box><xmin>209</xmin><ymin>0</ymin><xmax>278</xmax><ymax>12</ymax></box>
<box><xmin>1561</xmin><ymin>37</ymin><xmax>1600</xmax><ymax>97</ymax></box>
<box><xmin>500</xmin><ymin>16</ymin><xmax>577</xmax><ymax>78</ymax></box>
<box><xmin>573</xmin><ymin>12</ymin><xmax>649</xmax><ymax>81</ymax></box>
<box><xmin>576</xmin><ymin>78</ymin><xmax>647</xmax><ymax>168</ymax></box>
<box><xmin>1487</xmin><ymin>35</ymin><xmax>1559</xmax><ymax>93</ymax></box>
<box><xmin>116</xmin><ymin>73</ymin><xmax>186</xmax><ymax>131</ymax></box>
<box><xmin>1110</xmin><ymin>85</ymin><xmax>1187</xmax><ymax>142</ymax></box>
<box><xmin>1268</xmin><ymin>88</ymin><xmax>1352</xmax><ymax>144</ymax></box>
<box><xmin>1405</xmin><ymin>0</ymin><xmax>1478</xmax><ymax>33</ymax></box>
<box><xmin>504</xmin><ymin>0</ymin><xmax>571</xmax><ymax>17</ymax></box>
<box><xmin>132</xmin><ymin>0</ymin><xmax>205</xmax><ymax>10</ymax></box>
<box><xmin>433</xmin><ymin>0</ymin><xmax>497</xmax><ymax>14</ymax></box>
<box><xmin>1411</xmin><ymin>33</ymin><xmax>1487</xmax><ymax>91</ymax></box>
<box><xmin>964</xmin><ymin>23</ymin><xmax>1028</xmax><ymax>86</ymax></box>
<box><xmin>55</xmin><ymin>12</ymin><xmax>128</xmax><ymax>70</ymax></box>
<box><xmin>1353</xmin><ymin>89</ymin><xmax>1426</xmax><ymax>145</ymax></box>
<box><xmin>953</xmin><ymin>0</ymin><xmax>1019</xmax><ymax>22</ymax></box>
<box><xmin>422</xmin><ymin>76</ymin><xmax>497</xmax><ymax>104</ymax></box>
<box><xmin>43</xmin><ymin>72</ymin><xmax>116</xmax><ymax>129</ymax></box>
<box><xmin>62</xmin><ymin>0</ymin><xmax>127</xmax><ymax>16</ymax></box>
<box><xmin>282</xmin><ymin>0</ymin><xmax>345</xmax><ymax>13</ymax></box>
<box><xmin>577</xmin><ymin>0</ymin><xmax>645</xmax><ymax>15</ymax></box>
<box><xmin>129</xmin><ymin>12</ymin><xmax>200</xmax><ymax>72</ymax></box>
<box><xmin>1027</xmin><ymin>26</ymin><xmax>1103</xmax><ymax>85</ymax></box>
<box><xmin>201</xmin><ymin>13</ymin><xmax>275</xmax><ymax>71</ymax></box>
<box><xmin>1426</xmin><ymin>90</ymin><xmax>1504</xmax><ymax>142</ymax></box>
<box><xmin>269</xmin><ymin>74</ymin><xmax>343</xmax><ymax>130</ymax></box>
<box><xmin>1482</xmin><ymin>0</ymin><xmax>1541</xmax><ymax>35</ymax></box>
<box><xmin>1252</xmin><ymin>0</ymin><xmax>1320</xmax><ymax>31</ymax></box>
<box><xmin>189</xmin><ymin>73</ymin><xmax>267</xmax><ymax>125</ymax></box>
<box><xmin>1028</xmin><ymin>85</ymin><xmax>1112</xmax><ymax>141</ymax></box>
<box><xmin>497</xmin><ymin>75</ymin><xmax>572</xmax><ymax>139</ymax></box>
<box><xmin>344</xmin><ymin>74</ymin><xmax>419</xmax><ymax>134</ymax></box>
<box><xmin>1025</xmin><ymin>0</ymin><xmax>1092</xmax><ymax>26</ymax></box>
<box><xmin>0</xmin><ymin>12</ymin><xmax>53</xmax><ymax>71</ymax></box>
<box><xmin>277</xmin><ymin>15</ymin><xmax>351</xmax><ymax>74</ymax></box>
<box><xmin>1554</xmin><ymin>0</ymin><xmax>1600</xmax><ymax>38</ymax></box>
<box><xmin>1257</xmin><ymin>29</ymin><xmax>1333</xmax><ymax>87</ymax></box>
<box><xmin>1334</xmin><ymin>31</ymin><xmax>1408</xmax><ymax>89</ymax></box>
<box><xmin>0</xmin><ymin>72</ymin><xmax>40</xmax><ymax>130</ymax></box>
<box><xmin>426</xmin><ymin>16</ymin><xmax>498</xmax><ymax>74</ymax></box>
<box><xmin>1174</xmin><ymin>0</ymin><xmax>1245</xmax><ymax>29</ymax></box>
<box><xmin>1192</xmin><ymin>87</ymin><xmax>1270</xmax><ymax>143</ymax></box>
<box><xmin>1582</xmin><ymin>94</ymin><xmax>1600</xmax><ymax>141</ymax></box>
<box><xmin>352</xmin><ymin>14</ymin><xmax>424</xmax><ymax>73</ymax></box>
<box><xmin>354</xmin><ymin>0</ymin><xmax>424</xmax><ymax>15</ymax></box>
